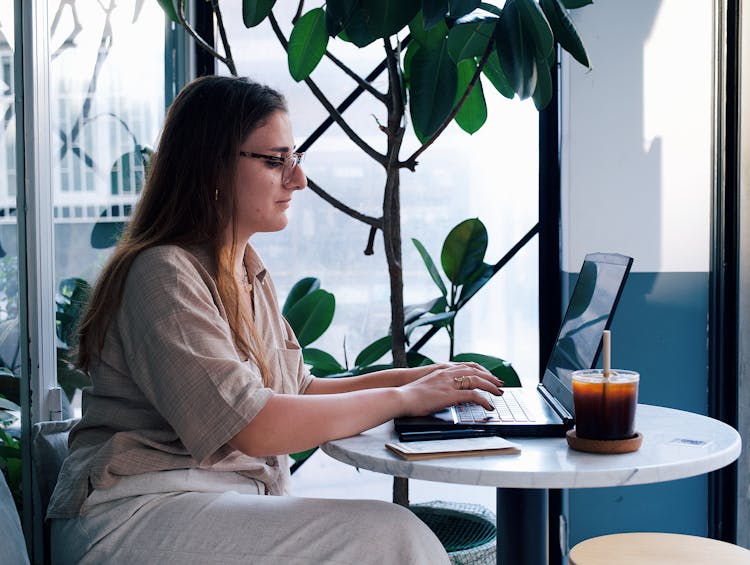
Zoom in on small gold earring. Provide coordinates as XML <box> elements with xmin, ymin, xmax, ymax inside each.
<box><xmin>214</xmin><ymin>188</ymin><xmax>219</xmax><ymax>201</ymax></box>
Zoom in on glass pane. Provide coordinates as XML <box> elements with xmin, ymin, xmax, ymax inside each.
<box><xmin>0</xmin><ymin>0</ymin><xmax>22</xmax><ymax>517</ymax></box>
<box><xmin>48</xmin><ymin>1</ymin><xmax>166</xmax><ymax>417</ymax></box>
<box><xmin>221</xmin><ymin>3</ymin><xmax>539</xmax><ymax>384</ymax></box>
<box><xmin>219</xmin><ymin>3</ymin><xmax>538</xmax><ymax>508</ymax></box>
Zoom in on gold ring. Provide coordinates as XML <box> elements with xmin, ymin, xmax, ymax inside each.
<box><xmin>453</xmin><ymin>376</ymin><xmax>467</xmax><ymax>390</ymax></box>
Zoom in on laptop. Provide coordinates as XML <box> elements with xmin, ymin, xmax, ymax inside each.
<box><xmin>394</xmin><ymin>252</ymin><xmax>634</xmax><ymax>440</ymax></box>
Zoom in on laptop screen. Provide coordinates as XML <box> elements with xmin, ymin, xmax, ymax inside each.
<box><xmin>541</xmin><ymin>253</ymin><xmax>633</xmax><ymax>416</ymax></box>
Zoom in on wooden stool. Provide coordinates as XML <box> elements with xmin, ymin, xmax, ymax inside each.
<box><xmin>569</xmin><ymin>532</ymin><xmax>750</xmax><ymax>565</ymax></box>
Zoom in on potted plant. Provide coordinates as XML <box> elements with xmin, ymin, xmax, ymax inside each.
<box><xmin>156</xmin><ymin>0</ymin><xmax>594</xmax><ymax>507</ymax></box>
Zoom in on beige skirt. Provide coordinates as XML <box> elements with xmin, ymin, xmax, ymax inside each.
<box><xmin>51</xmin><ymin>469</ymin><xmax>448</xmax><ymax>565</ymax></box>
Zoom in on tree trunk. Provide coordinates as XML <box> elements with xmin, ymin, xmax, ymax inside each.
<box><xmin>383</xmin><ymin>40</ymin><xmax>407</xmax><ymax>369</ymax></box>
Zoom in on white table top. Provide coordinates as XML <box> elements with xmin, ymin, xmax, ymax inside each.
<box><xmin>320</xmin><ymin>404</ymin><xmax>742</xmax><ymax>489</ymax></box>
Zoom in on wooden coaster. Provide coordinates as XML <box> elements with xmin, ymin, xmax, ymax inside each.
<box><xmin>566</xmin><ymin>429</ymin><xmax>643</xmax><ymax>454</ymax></box>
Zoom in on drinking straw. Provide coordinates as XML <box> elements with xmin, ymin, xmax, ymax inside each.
<box><xmin>602</xmin><ymin>330</ymin><xmax>611</xmax><ymax>431</ymax></box>
<box><xmin>602</xmin><ymin>330</ymin><xmax>611</xmax><ymax>380</ymax></box>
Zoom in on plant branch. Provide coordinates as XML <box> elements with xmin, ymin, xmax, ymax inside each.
<box><xmin>293</xmin><ymin>1</ymin><xmax>305</xmax><ymax>23</ymax></box>
<box><xmin>401</xmin><ymin>39</ymin><xmax>494</xmax><ymax>171</ymax></box>
<box><xmin>324</xmin><ymin>50</ymin><xmax>388</xmax><ymax>103</ymax></box>
<box><xmin>306</xmin><ymin>177</ymin><xmax>382</xmax><ymax>229</ymax></box>
<box><xmin>177</xmin><ymin>0</ymin><xmax>237</xmax><ymax>76</ymax></box>
<box><xmin>268</xmin><ymin>12</ymin><xmax>386</xmax><ymax>166</ymax></box>
<box><xmin>383</xmin><ymin>38</ymin><xmax>405</xmax><ymax>134</ymax></box>
<box><xmin>59</xmin><ymin>0</ymin><xmax>115</xmax><ymax>161</ymax></box>
<box><xmin>210</xmin><ymin>0</ymin><xmax>237</xmax><ymax>75</ymax></box>
<box><xmin>408</xmin><ymin>223</ymin><xmax>540</xmax><ymax>353</ymax></box>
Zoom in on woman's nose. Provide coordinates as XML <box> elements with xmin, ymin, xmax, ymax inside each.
<box><xmin>285</xmin><ymin>163</ymin><xmax>307</xmax><ymax>190</ymax></box>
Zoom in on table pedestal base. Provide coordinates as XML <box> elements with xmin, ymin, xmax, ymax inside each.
<box><xmin>496</xmin><ymin>488</ymin><xmax>548</xmax><ymax>565</ymax></box>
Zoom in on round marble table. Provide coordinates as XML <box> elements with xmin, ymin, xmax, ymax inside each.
<box><xmin>321</xmin><ymin>404</ymin><xmax>741</xmax><ymax>565</ymax></box>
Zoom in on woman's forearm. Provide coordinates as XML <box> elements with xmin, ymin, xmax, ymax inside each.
<box><xmin>229</xmin><ymin>363</ymin><xmax>503</xmax><ymax>458</ymax></box>
<box><xmin>303</xmin><ymin>367</ymin><xmax>413</xmax><ymax>394</ymax></box>
<box><xmin>304</xmin><ymin>364</ymin><xmax>451</xmax><ymax>395</ymax></box>
<box><xmin>228</xmin><ymin>388</ymin><xmax>406</xmax><ymax>456</ymax></box>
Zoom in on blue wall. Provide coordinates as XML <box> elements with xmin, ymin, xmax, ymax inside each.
<box><xmin>567</xmin><ymin>271</ymin><xmax>709</xmax><ymax>545</ymax></box>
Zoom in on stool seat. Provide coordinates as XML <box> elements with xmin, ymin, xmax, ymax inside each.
<box><xmin>569</xmin><ymin>532</ymin><xmax>750</xmax><ymax>565</ymax></box>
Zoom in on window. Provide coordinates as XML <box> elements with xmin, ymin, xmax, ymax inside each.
<box><xmin>220</xmin><ymin>2</ymin><xmax>541</xmax><ymax>386</ymax></box>
<box><xmin>47</xmin><ymin>0</ymin><xmax>166</xmax><ymax>415</ymax></box>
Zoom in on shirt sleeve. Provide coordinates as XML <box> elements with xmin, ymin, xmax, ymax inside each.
<box><xmin>115</xmin><ymin>246</ymin><xmax>273</xmax><ymax>465</ymax></box>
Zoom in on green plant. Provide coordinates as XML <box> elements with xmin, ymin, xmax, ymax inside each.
<box><xmin>282</xmin><ymin>218</ymin><xmax>526</xmax><ymax>470</ymax></box>
<box><xmin>158</xmin><ymin>0</ymin><xmax>593</xmax><ymax>369</ymax></box>
<box><xmin>56</xmin><ymin>277</ymin><xmax>93</xmax><ymax>401</ymax></box>
<box><xmin>0</xmin><ymin>389</ymin><xmax>21</xmax><ymax>512</ymax></box>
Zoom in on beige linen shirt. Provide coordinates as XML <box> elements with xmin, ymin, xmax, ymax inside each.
<box><xmin>47</xmin><ymin>243</ymin><xmax>313</xmax><ymax>518</ymax></box>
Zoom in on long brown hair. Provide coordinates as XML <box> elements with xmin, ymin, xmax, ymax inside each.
<box><xmin>77</xmin><ymin>76</ymin><xmax>287</xmax><ymax>383</ymax></box>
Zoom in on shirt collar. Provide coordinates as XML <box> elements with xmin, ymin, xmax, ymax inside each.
<box><xmin>243</xmin><ymin>243</ymin><xmax>268</xmax><ymax>283</ymax></box>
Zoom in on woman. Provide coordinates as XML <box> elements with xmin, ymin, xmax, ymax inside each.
<box><xmin>47</xmin><ymin>75</ymin><xmax>503</xmax><ymax>564</ymax></box>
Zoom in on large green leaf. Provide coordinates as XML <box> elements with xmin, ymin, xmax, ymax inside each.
<box><xmin>448</xmin><ymin>0</ymin><xmax>481</xmax><ymax>19</ymax></box>
<box><xmin>454</xmin><ymin>59</ymin><xmax>487</xmax><ymax>134</ymax></box>
<box><xmin>496</xmin><ymin>0</ymin><xmax>555</xmax><ymax>103</ymax></box>
<box><xmin>405</xmin><ymin>311</ymin><xmax>455</xmax><ymax>341</ymax></box>
<box><xmin>410</xmin><ymin>10</ymin><xmax>449</xmax><ymax>49</ymax></box>
<box><xmin>560</xmin><ymin>0</ymin><xmax>592</xmax><ymax>8</ymax></box>
<box><xmin>422</xmin><ymin>0</ymin><xmax>450</xmax><ymax>30</ymax></box>
<box><xmin>0</xmin><ymin>396</ymin><xmax>19</xmax><ymax>412</ymax></box>
<box><xmin>447</xmin><ymin>17</ymin><xmax>497</xmax><ymax>63</ymax></box>
<box><xmin>495</xmin><ymin>0</ymin><xmax>554</xmax><ymax>98</ymax></box>
<box><xmin>495</xmin><ymin>0</ymin><xmax>536</xmax><ymax>99</ymax></box>
<box><xmin>243</xmin><ymin>0</ymin><xmax>276</xmax><ymax>28</ymax></box>
<box><xmin>282</xmin><ymin>278</ymin><xmax>321</xmax><ymax>317</ymax></box>
<box><xmin>408</xmin><ymin>40</ymin><xmax>457</xmax><ymax>141</ymax></box>
<box><xmin>406</xmin><ymin>351</ymin><xmax>434</xmax><ymax>367</ymax></box>
<box><xmin>284</xmin><ymin>289</ymin><xmax>335</xmax><ymax>347</ymax></box>
<box><xmin>412</xmin><ymin>238</ymin><xmax>448</xmax><ymax>297</ymax></box>
<box><xmin>288</xmin><ymin>8</ymin><xmax>329</xmax><ymax>81</ymax></box>
<box><xmin>478</xmin><ymin>2</ymin><xmax>501</xmax><ymax>16</ymax></box>
<box><xmin>451</xmin><ymin>353</ymin><xmax>522</xmax><ymax>387</ymax></box>
<box><xmin>290</xmin><ymin>447</ymin><xmax>317</xmax><ymax>464</ymax></box>
<box><xmin>303</xmin><ymin>348</ymin><xmax>345</xmax><ymax>375</ymax></box>
<box><xmin>155</xmin><ymin>0</ymin><xmax>179</xmax><ymax>23</ymax></box>
<box><xmin>441</xmin><ymin>218</ymin><xmax>488</xmax><ymax>285</ymax></box>
<box><xmin>337</xmin><ymin>0</ymin><xmax>421</xmax><ymax>47</ymax></box>
<box><xmin>539</xmin><ymin>0</ymin><xmax>589</xmax><ymax>67</ymax></box>
<box><xmin>355</xmin><ymin>336</ymin><xmax>393</xmax><ymax>367</ymax></box>
<box><xmin>404</xmin><ymin>297</ymin><xmax>446</xmax><ymax>325</ymax></box>
<box><xmin>516</xmin><ymin>0</ymin><xmax>554</xmax><ymax>59</ymax></box>
<box><xmin>456</xmin><ymin>262</ymin><xmax>494</xmax><ymax>307</ymax></box>
<box><xmin>481</xmin><ymin>50</ymin><xmax>514</xmax><ymax>98</ymax></box>
<box><xmin>325</xmin><ymin>0</ymin><xmax>358</xmax><ymax>37</ymax></box>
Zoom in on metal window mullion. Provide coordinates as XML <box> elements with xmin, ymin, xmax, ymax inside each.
<box><xmin>19</xmin><ymin>0</ymin><xmax>58</xmax><ymax>426</ymax></box>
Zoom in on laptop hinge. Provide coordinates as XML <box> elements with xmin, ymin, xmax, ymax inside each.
<box><xmin>538</xmin><ymin>384</ymin><xmax>573</xmax><ymax>421</ymax></box>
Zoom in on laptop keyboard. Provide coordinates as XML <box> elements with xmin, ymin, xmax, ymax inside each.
<box><xmin>455</xmin><ymin>390</ymin><xmax>536</xmax><ymax>423</ymax></box>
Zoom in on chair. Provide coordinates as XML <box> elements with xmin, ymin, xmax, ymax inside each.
<box><xmin>568</xmin><ymin>532</ymin><xmax>750</xmax><ymax>565</ymax></box>
<box><xmin>0</xmin><ymin>464</ymin><xmax>30</xmax><ymax>564</ymax></box>
<box><xmin>31</xmin><ymin>418</ymin><xmax>79</xmax><ymax>564</ymax></box>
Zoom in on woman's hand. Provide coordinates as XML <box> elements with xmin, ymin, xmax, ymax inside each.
<box><xmin>397</xmin><ymin>361</ymin><xmax>501</xmax><ymax>387</ymax></box>
<box><xmin>396</xmin><ymin>363</ymin><xmax>504</xmax><ymax>417</ymax></box>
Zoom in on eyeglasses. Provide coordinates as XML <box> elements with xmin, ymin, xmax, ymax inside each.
<box><xmin>239</xmin><ymin>151</ymin><xmax>305</xmax><ymax>184</ymax></box>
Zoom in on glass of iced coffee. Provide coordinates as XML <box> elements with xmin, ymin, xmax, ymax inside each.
<box><xmin>571</xmin><ymin>369</ymin><xmax>639</xmax><ymax>440</ymax></box>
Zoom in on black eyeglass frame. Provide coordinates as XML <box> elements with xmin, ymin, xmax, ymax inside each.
<box><xmin>239</xmin><ymin>151</ymin><xmax>305</xmax><ymax>183</ymax></box>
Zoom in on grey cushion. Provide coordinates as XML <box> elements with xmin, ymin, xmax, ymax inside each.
<box><xmin>0</xmin><ymin>466</ymin><xmax>30</xmax><ymax>564</ymax></box>
<box><xmin>31</xmin><ymin>418</ymin><xmax>79</xmax><ymax>515</ymax></box>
